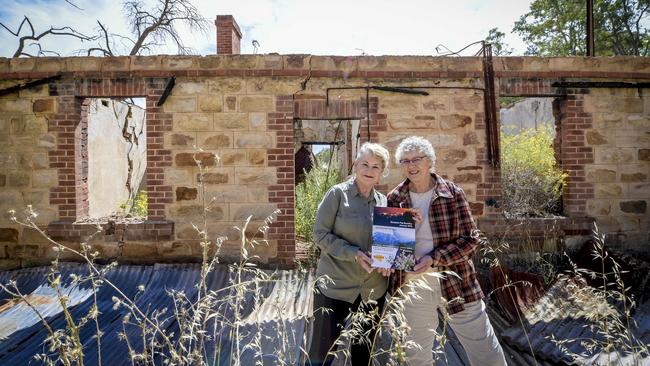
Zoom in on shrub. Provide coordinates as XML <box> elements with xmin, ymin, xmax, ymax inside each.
<box><xmin>119</xmin><ymin>189</ymin><xmax>148</xmax><ymax>217</ymax></box>
<box><xmin>295</xmin><ymin>157</ymin><xmax>340</xmax><ymax>243</ymax></box>
<box><xmin>501</xmin><ymin>126</ymin><xmax>568</xmax><ymax>217</ymax></box>
<box><xmin>295</xmin><ymin>156</ymin><xmax>340</xmax><ymax>266</ymax></box>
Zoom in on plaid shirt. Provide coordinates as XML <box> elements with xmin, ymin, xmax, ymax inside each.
<box><xmin>387</xmin><ymin>173</ymin><xmax>484</xmax><ymax>314</ymax></box>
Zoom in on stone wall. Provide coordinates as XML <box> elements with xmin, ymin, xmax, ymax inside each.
<box><xmin>165</xmin><ymin>77</ymin><xmax>292</xmax><ymax>263</ymax></box>
<box><xmin>0</xmin><ymin>55</ymin><xmax>648</xmax><ymax>268</ymax></box>
<box><xmin>377</xmin><ymin>87</ymin><xmax>487</xmax><ymax>206</ymax></box>
<box><xmin>582</xmin><ymin>88</ymin><xmax>649</xmax><ymax>250</ymax></box>
<box><xmin>0</xmin><ymin>79</ymin><xmax>58</xmax><ymax>264</ymax></box>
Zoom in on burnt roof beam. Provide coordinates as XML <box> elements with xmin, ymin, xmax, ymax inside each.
<box><xmin>0</xmin><ymin>75</ymin><xmax>61</xmax><ymax>97</ymax></box>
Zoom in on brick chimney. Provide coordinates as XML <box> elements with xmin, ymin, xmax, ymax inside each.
<box><xmin>215</xmin><ymin>15</ymin><xmax>242</xmax><ymax>55</ymax></box>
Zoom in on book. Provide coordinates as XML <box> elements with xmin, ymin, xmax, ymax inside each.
<box><xmin>371</xmin><ymin>207</ymin><xmax>417</xmax><ymax>271</ymax></box>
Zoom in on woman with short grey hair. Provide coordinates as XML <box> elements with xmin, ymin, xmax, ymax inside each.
<box><xmin>385</xmin><ymin>136</ymin><xmax>506</xmax><ymax>366</ymax></box>
<box><xmin>308</xmin><ymin>142</ymin><xmax>389</xmax><ymax>366</ymax></box>
<box><xmin>394</xmin><ymin>136</ymin><xmax>436</xmax><ymax>172</ymax></box>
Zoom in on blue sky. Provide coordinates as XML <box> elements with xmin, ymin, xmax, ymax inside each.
<box><xmin>0</xmin><ymin>0</ymin><xmax>534</xmax><ymax>57</ymax></box>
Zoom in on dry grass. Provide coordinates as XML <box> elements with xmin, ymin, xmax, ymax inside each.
<box><xmin>1</xmin><ymin>150</ymin><xmax>648</xmax><ymax>365</ymax></box>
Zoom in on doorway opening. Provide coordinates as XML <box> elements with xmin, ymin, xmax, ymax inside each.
<box><xmin>293</xmin><ymin>119</ymin><xmax>359</xmax><ymax>263</ymax></box>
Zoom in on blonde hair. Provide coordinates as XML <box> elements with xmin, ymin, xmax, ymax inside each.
<box><xmin>356</xmin><ymin>142</ymin><xmax>390</xmax><ymax>175</ymax></box>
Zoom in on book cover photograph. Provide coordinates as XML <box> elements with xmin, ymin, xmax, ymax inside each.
<box><xmin>371</xmin><ymin>207</ymin><xmax>417</xmax><ymax>271</ymax></box>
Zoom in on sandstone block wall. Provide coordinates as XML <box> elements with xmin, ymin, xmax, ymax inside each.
<box><xmin>376</xmin><ymin>87</ymin><xmax>487</xmax><ymax>211</ymax></box>
<box><xmin>0</xmin><ymin>55</ymin><xmax>648</xmax><ymax>268</ymax></box>
<box><xmin>164</xmin><ymin>77</ymin><xmax>293</xmax><ymax>262</ymax></box>
<box><xmin>0</xmin><ymin>80</ymin><xmax>58</xmax><ymax>265</ymax></box>
<box><xmin>582</xmin><ymin>89</ymin><xmax>650</xmax><ymax>249</ymax></box>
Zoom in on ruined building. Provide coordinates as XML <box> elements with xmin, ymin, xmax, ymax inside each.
<box><xmin>0</xmin><ymin>15</ymin><xmax>648</xmax><ymax>268</ymax></box>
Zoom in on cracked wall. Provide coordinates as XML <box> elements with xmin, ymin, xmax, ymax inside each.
<box><xmin>87</xmin><ymin>98</ymin><xmax>147</xmax><ymax>218</ymax></box>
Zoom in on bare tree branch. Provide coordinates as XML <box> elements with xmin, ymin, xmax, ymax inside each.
<box><xmin>87</xmin><ymin>21</ymin><xmax>115</xmax><ymax>56</ymax></box>
<box><xmin>29</xmin><ymin>42</ymin><xmax>62</xmax><ymax>57</ymax></box>
<box><xmin>86</xmin><ymin>47</ymin><xmax>112</xmax><ymax>56</ymax></box>
<box><xmin>64</xmin><ymin>0</ymin><xmax>84</xmax><ymax>11</ymax></box>
<box><xmin>3</xmin><ymin>0</ymin><xmax>210</xmax><ymax>57</ymax></box>
<box><xmin>122</xmin><ymin>0</ymin><xmax>209</xmax><ymax>55</ymax></box>
<box><xmin>0</xmin><ymin>15</ymin><xmax>96</xmax><ymax>57</ymax></box>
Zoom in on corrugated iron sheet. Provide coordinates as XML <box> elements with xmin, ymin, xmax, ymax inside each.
<box><xmin>0</xmin><ymin>264</ymin><xmax>153</xmax><ymax>365</ymax></box>
<box><xmin>501</xmin><ymin>276</ymin><xmax>650</xmax><ymax>365</ymax></box>
<box><xmin>0</xmin><ymin>263</ymin><xmax>317</xmax><ymax>366</ymax></box>
<box><xmin>485</xmin><ymin>305</ymin><xmax>557</xmax><ymax>366</ymax></box>
<box><xmin>4</xmin><ymin>263</ymin><xmax>645</xmax><ymax>365</ymax></box>
<box><xmin>0</xmin><ymin>263</ymin><xmax>476</xmax><ymax>366</ymax></box>
<box><xmin>0</xmin><ymin>265</ymin><xmax>49</xmax><ymax>303</ymax></box>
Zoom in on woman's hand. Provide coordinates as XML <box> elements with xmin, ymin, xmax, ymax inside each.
<box><xmin>377</xmin><ymin>268</ymin><xmax>393</xmax><ymax>277</ymax></box>
<box><xmin>355</xmin><ymin>250</ymin><xmax>374</xmax><ymax>273</ymax></box>
<box><xmin>411</xmin><ymin>209</ymin><xmax>423</xmax><ymax>224</ymax></box>
<box><xmin>410</xmin><ymin>255</ymin><xmax>434</xmax><ymax>274</ymax></box>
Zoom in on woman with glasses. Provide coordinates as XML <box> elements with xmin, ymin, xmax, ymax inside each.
<box><xmin>307</xmin><ymin>142</ymin><xmax>390</xmax><ymax>366</ymax></box>
<box><xmin>382</xmin><ymin>136</ymin><xmax>506</xmax><ymax>366</ymax></box>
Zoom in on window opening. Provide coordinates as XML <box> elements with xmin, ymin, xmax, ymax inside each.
<box><xmin>83</xmin><ymin>97</ymin><xmax>147</xmax><ymax>221</ymax></box>
<box><xmin>499</xmin><ymin>96</ymin><xmax>566</xmax><ymax>217</ymax></box>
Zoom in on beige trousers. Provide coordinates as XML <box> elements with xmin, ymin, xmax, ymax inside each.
<box><xmin>402</xmin><ymin>269</ymin><xmax>507</xmax><ymax>366</ymax></box>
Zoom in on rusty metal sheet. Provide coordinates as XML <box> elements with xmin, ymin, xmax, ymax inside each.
<box><xmin>489</xmin><ymin>265</ymin><xmax>547</xmax><ymax>323</ymax></box>
<box><xmin>2</xmin><ymin>262</ymin><xmax>606</xmax><ymax>365</ymax></box>
<box><xmin>501</xmin><ymin>276</ymin><xmax>650</xmax><ymax>365</ymax></box>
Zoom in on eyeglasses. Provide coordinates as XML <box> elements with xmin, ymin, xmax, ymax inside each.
<box><xmin>399</xmin><ymin>156</ymin><xmax>426</xmax><ymax>166</ymax></box>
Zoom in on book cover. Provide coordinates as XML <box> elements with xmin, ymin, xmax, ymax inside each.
<box><xmin>371</xmin><ymin>207</ymin><xmax>417</xmax><ymax>271</ymax></box>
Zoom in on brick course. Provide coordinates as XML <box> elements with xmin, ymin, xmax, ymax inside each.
<box><xmin>46</xmin><ymin>77</ymin><xmax>172</xmax><ymax>220</ymax></box>
<box><xmin>267</xmin><ymin>95</ymin><xmax>295</xmax><ymax>266</ymax></box>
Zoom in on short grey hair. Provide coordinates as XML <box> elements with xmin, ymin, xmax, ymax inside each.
<box><xmin>395</xmin><ymin>136</ymin><xmax>436</xmax><ymax>172</ymax></box>
<box><xmin>356</xmin><ymin>142</ymin><xmax>390</xmax><ymax>171</ymax></box>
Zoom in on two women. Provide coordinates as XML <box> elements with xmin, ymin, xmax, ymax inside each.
<box><xmin>309</xmin><ymin>137</ymin><xmax>506</xmax><ymax>366</ymax></box>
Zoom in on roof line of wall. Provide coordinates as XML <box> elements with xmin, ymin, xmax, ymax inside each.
<box><xmin>1</xmin><ymin>55</ymin><xmax>649</xmax><ymax>79</ymax></box>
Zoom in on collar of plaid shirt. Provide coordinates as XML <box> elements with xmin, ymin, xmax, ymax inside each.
<box><xmin>387</xmin><ymin>172</ymin><xmax>485</xmax><ymax>314</ymax></box>
<box><xmin>393</xmin><ymin>173</ymin><xmax>452</xmax><ymax>207</ymax></box>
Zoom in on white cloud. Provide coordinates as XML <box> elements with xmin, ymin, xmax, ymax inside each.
<box><xmin>1</xmin><ymin>0</ymin><xmax>533</xmax><ymax>57</ymax></box>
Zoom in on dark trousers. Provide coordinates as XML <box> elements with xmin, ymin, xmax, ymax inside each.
<box><xmin>306</xmin><ymin>293</ymin><xmax>385</xmax><ymax>366</ymax></box>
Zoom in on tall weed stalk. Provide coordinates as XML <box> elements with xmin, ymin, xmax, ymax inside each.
<box><xmin>1</xmin><ymin>149</ymin><xmax>312</xmax><ymax>366</ymax></box>
<box><xmin>552</xmin><ymin>224</ymin><xmax>649</xmax><ymax>364</ymax></box>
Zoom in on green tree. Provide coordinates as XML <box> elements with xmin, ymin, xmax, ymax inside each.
<box><xmin>485</xmin><ymin>27</ymin><xmax>514</xmax><ymax>55</ymax></box>
<box><xmin>605</xmin><ymin>0</ymin><xmax>650</xmax><ymax>55</ymax></box>
<box><xmin>513</xmin><ymin>0</ymin><xmax>650</xmax><ymax>56</ymax></box>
